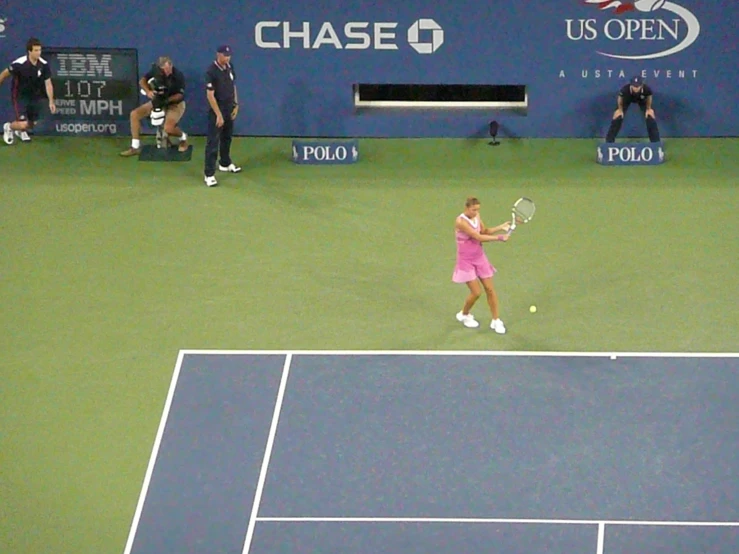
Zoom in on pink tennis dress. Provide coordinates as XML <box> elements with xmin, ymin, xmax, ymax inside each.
<box><xmin>452</xmin><ymin>214</ymin><xmax>496</xmax><ymax>283</ymax></box>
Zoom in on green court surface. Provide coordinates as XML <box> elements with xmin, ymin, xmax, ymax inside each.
<box><xmin>1</xmin><ymin>136</ymin><xmax>738</xmax><ymax>553</ymax></box>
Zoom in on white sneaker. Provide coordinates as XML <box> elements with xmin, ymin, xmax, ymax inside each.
<box><xmin>15</xmin><ymin>130</ymin><xmax>31</xmax><ymax>142</ymax></box>
<box><xmin>3</xmin><ymin>123</ymin><xmax>13</xmax><ymax>145</ymax></box>
<box><xmin>204</xmin><ymin>175</ymin><xmax>218</xmax><ymax>187</ymax></box>
<box><xmin>218</xmin><ymin>163</ymin><xmax>242</xmax><ymax>173</ymax></box>
<box><xmin>456</xmin><ymin>311</ymin><xmax>479</xmax><ymax>328</ymax></box>
<box><xmin>490</xmin><ymin>318</ymin><xmax>506</xmax><ymax>334</ymax></box>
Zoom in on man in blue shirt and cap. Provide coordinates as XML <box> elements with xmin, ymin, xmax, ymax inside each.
<box><xmin>605</xmin><ymin>75</ymin><xmax>661</xmax><ymax>143</ymax></box>
<box><xmin>203</xmin><ymin>44</ymin><xmax>241</xmax><ymax>187</ymax></box>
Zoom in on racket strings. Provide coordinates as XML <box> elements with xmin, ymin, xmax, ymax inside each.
<box><xmin>509</xmin><ymin>197</ymin><xmax>535</xmax><ymax>233</ymax></box>
<box><xmin>513</xmin><ymin>205</ymin><xmax>535</xmax><ymax>222</ymax></box>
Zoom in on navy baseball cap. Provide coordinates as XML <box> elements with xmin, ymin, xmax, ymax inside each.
<box><xmin>630</xmin><ymin>75</ymin><xmax>644</xmax><ymax>86</ymax></box>
<box><xmin>217</xmin><ymin>45</ymin><xmax>232</xmax><ymax>55</ymax></box>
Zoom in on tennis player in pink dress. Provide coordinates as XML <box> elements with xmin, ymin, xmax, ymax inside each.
<box><xmin>453</xmin><ymin>197</ymin><xmax>510</xmax><ymax>333</ymax></box>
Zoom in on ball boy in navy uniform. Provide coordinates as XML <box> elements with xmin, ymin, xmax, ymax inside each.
<box><xmin>1</xmin><ymin>38</ymin><xmax>57</xmax><ymax>145</ymax></box>
<box><xmin>605</xmin><ymin>76</ymin><xmax>661</xmax><ymax>143</ymax></box>
<box><xmin>203</xmin><ymin>45</ymin><xmax>242</xmax><ymax>187</ymax></box>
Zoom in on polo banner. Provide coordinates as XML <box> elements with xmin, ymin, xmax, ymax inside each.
<box><xmin>596</xmin><ymin>142</ymin><xmax>665</xmax><ymax>165</ymax></box>
<box><xmin>292</xmin><ymin>139</ymin><xmax>359</xmax><ymax>165</ymax></box>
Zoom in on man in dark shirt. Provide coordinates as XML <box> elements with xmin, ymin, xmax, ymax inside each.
<box><xmin>203</xmin><ymin>45</ymin><xmax>241</xmax><ymax>187</ymax></box>
<box><xmin>0</xmin><ymin>37</ymin><xmax>57</xmax><ymax>145</ymax></box>
<box><xmin>605</xmin><ymin>75</ymin><xmax>661</xmax><ymax>143</ymax></box>
<box><xmin>120</xmin><ymin>56</ymin><xmax>189</xmax><ymax>156</ymax></box>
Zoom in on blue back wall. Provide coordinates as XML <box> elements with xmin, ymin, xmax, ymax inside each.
<box><xmin>0</xmin><ymin>0</ymin><xmax>736</xmax><ymax>137</ymax></box>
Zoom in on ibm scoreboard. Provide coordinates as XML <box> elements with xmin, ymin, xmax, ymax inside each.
<box><xmin>42</xmin><ymin>47</ymin><xmax>139</xmax><ymax>136</ymax></box>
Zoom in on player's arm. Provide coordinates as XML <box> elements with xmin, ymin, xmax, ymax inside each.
<box><xmin>231</xmin><ymin>85</ymin><xmax>239</xmax><ymax>119</ymax></box>
<box><xmin>480</xmin><ymin>218</ymin><xmax>511</xmax><ymax>234</ymax></box>
<box><xmin>167</xmin><ymin>91</ymin><xmax>184</xmax><ymax>104</ymax></box>
<box><xmin>456</xmin><ymin>218</ymin><xmax>506</xmax><ymax>242</ymax></box>
<box><xmin>167</xmin><ymin>70</ymin><xmax>185</xmax><ymax>105</ymax></box>
<box><xmin>42</xmin><ymin>63</ymin><xmax>56</xmax><ymax>113</ymax></box>
<box><xmin>206</xmin><ymin>89</ymin><xmax>220</xmax><ymax>113</ymax></box>
<box><xmin>231</xmin><ymin>65</ymin><xmax>238</xmax><ymax>106</ymax></box>
<box><xmin>615</xmin><ymin>84</ymin><xmax>629</xmax><ymax>110</ymax></box>
<box><xmin>207</xmin><ymin>88</ymin><xmax>224</xmax><ymax>127</ymax></box>
<box><xmin>45</xmin><ymin>78</ymin><xmax>56</xmax><ymax>112</ymax></box>
<box><xmin>644</xmin><ymin>86</ymin><xmax>656</xmax><ymax>118</ymax></box>
<box><xmin>139</xmin><ymin>76</ymin><xmax>154</xmax><ymax>99</ymax></box>
<box><xmin>231</xmin><ymin>64</ymin><xmax>239</xmax><ymax>118</ymax></box>
<box><xmin>0</xmin><ymin>62</ymin><xmax>19</xmax><ymax>87</ymax></box>
<box><xmin>205</xmin><ymin>72</ymin><xmax>224</xmax><ymax>125</ymax></box>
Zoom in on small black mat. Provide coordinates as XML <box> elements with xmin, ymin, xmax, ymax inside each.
<box><xmin>138</xmin><ymin>144</ymin><xmax>193</xmax><ymax>162</ymax></box>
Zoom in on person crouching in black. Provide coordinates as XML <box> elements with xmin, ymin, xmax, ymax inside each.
<box><xmin>605</xmin><ymin>76</ymin><xmax>661</xmax><ymax>143</ymax></box>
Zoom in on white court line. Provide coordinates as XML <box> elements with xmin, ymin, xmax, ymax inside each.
<box><xmin>122</xmin><ymin>350</ymin><xmax>187</xmax><ymax>554</ymax></box>
<box><xmin>241</xmin><ymin>353</ymin><xmax>294</xmax><ymax>554</ymax></box>
<box><xmin>254</xmin><ymin>517</ymin><xmax>739</xmax><ymax>527</ymax></box>
<box><xmin>118</xmin><ymin>349</ymin><xmax>738</xmax><ymax>554</ymax></box>
<box><xmin>179</xmin><ymin>349</ymin><xmax>739</xmax><ymax>358</ymax></box>
<box><xmin>596</xmin><ymin>522</ymin><xmax>605</xmax><ymax>554</ymax></box>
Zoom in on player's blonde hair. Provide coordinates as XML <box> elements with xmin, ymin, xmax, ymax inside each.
<box><xmin>465</xmin><ymin>197</ymin><xmax>480</xmax><ymax>207</ymax></box>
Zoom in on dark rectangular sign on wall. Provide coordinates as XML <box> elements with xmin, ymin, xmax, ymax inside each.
<box><xmin>38</xmin><ymin>47</ymin><xmax>139</xmax><ymax>136</ymax></box>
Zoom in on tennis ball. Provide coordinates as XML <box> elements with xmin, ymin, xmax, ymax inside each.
<box><xmin>529</xmin><ymin>305</ymin><xmax>537</xmax><ymax>313</ymax></box>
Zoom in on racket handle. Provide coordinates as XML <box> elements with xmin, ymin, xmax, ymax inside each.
<box><xmin>508</xmin><ymin>210</ymin><xmax>522</xmax><ymax>235</ymax></box>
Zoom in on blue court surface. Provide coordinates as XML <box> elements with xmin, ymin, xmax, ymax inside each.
<box><xmin>122</xmin><ymin>351</ymin><xmax>739</xmax><ymax>554</ymax></box>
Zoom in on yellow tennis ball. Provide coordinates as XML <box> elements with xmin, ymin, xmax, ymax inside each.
<box><xmin>529</xmin><ymin>305</ymin><xmax>537</xmax><ymax>313</ymax></box>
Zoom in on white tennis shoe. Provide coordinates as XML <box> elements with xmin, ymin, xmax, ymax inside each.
<box><xmin>490</xmin><ymin>319</ymin><xmax>506</xmax><ymax>334</ymax></box>
<box><xmin>3</xmin><ymin>123</ymin><xmax>13</xmax><ymax>145</ymax></box>
<box><xmin>456</xmin><ymin>311</ymin><xmax>479</xmax><ymax>328</ymax></box>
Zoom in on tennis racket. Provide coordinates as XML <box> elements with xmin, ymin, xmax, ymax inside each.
<box><xmin>507</xmin><ymin>197</ymin><xmax>535</xmax><ymax>235</ymax></box>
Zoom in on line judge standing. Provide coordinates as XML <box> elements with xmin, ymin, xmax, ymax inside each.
<box><xmin>203</xmin><ymin>45</ymin><xmax>242</xmax><ymax>187</ymax></box>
